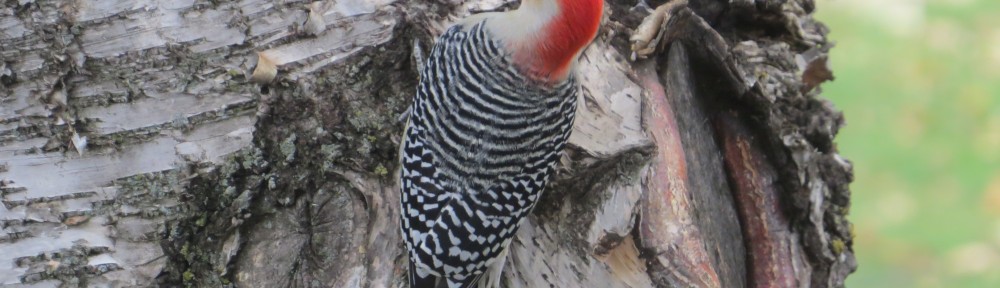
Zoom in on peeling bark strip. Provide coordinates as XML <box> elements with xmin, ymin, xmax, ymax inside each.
<box><xmin>660</xmin><ymin>43</ymin><xmax>748</xmax><ymax>288</ymax></box>
<box><xmin>1</xmin><ymin>0</ymin><xmax>854</xmax><ymax>287</ymax></box>
<box><xmin>634</xmin><ymin>58</ymin><xmax>721</xmax><ymax>288</ymax></box>
<box><xmin>631</xmin><ymin>0</ymin><xmax>856</xmax><ymax>286</ymax></box>
<box><xmin>716</xmin><ymin>111</ymin><xmax>809</xmax><ymax>287</ymax></box>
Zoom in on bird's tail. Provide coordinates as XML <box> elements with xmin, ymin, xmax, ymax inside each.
<box><xmin>408</xmin><ymin>261</ymin><xmax>443</xmax><ymax>288</ymax></box>
<box><xmin>408</xmin><ymin>261</ymin><xmax>486</xmax><ymax>288</ymax></box>
<box><xmin>477</xmin><ymin>248</ymin><xmax>508</xmax><ymax>288</ymax></box>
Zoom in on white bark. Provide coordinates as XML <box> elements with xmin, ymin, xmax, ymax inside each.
<box><xmin>1</xmin><ymin>0</ymin><xmax>395</xmax><ymax>285</ymax></box>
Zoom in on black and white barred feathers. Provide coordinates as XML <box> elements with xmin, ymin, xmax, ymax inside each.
<box><xmin>399</xmin><ymin>20</ymin><xmax>579</xmax><ymax>288</ymax></box>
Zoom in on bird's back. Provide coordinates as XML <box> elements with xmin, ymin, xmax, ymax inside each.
<box><xmin>399</xmin><ymin>20</ymin><xmax>578</xmax><ymax>288</ymax></box>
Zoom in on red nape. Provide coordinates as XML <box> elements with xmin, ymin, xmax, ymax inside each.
<box><xmin>532</xmin><ymin>0</ymin><xmax>603</xmax><ymax>81</ymax></box>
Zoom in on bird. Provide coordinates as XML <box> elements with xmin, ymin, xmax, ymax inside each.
<box><xmin>398</xmin><ymin>0</ymin><xmax>604</xmax><ymax>287</ymax></box>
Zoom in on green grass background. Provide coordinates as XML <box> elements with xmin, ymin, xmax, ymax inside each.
<box><xmin>815</xmin><ymin>0</ymin><xmax>1000</xmax><ymax>286</ymax></box>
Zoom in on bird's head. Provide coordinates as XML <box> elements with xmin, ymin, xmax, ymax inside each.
<box><xmin>488</xmin><ymin>0</ymin><xmax>604</xmax><ymax>83</ymax></box>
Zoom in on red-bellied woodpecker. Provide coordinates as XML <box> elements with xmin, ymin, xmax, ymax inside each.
<box><xmin>399</xmin><ymin>1</ymin><xmax>603</xmax><ymax>287</ymax></box>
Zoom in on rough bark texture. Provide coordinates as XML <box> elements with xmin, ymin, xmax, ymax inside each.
<box><xmin>0</xmin><ymin>0</ymin><xmax>855</xmax><ymax>287</ymax></box>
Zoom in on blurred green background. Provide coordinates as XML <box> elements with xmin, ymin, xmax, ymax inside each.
<box><xmin>815</xmin><ymin>0</ymin><xmax>1000</xmax><ymax>286</ymax></box>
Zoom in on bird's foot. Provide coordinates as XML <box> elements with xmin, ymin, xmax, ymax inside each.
<box><xmin>630</xmin><ymin>0</ymin><xmax>689</xmax><ymax>60</ymax></box>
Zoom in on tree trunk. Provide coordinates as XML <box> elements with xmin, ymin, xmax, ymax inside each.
<box><xmin>0</xmin><ymin>0</ymin><xmax>855</xmax><ymax>287</ymax></box>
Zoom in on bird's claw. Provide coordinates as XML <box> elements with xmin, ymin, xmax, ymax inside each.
<box><xmin>630</xmin><ymin>0</ymin><xmax>688</xmax><ymax>60</ymax></box>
